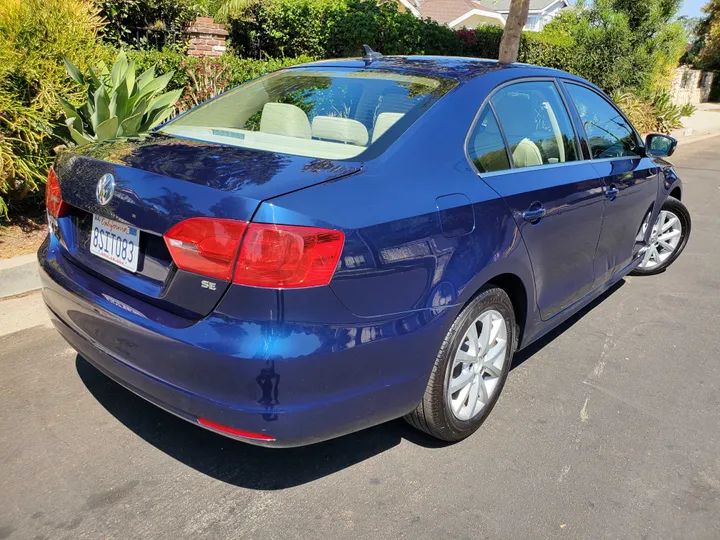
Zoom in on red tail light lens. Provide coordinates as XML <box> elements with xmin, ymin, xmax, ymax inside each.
<box><xmin>234</xmin><ymin>223</ymin><xmax>344</xmax><ymax>288</ymax></box>
<box><xmin>46</xmin><ymin>166</ymin><xmax>68</xmax><ymax>218</ymax></box>
<box><xmin>164</xmin><ymin>218</ymin><xmax>248</xmax><ymax>281</ymax></box>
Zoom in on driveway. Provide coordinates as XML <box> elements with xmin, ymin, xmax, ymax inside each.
<box><xmin>1</xmin><ymin>137</ymin><xmax>719</xmax><ymax>540</ymax></box>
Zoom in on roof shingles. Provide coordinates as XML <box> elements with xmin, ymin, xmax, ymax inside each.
<box><xmin>413</xmin><ymin>0</ymin><xmax>499</xmax><ymax>24</ymax></box>
<box><xmin>480</xmin><ymin>0</ymin><xmax>566</xmax><ymax>12</ymax></box>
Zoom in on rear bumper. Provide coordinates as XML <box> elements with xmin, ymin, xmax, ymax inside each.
<box><xmin>39</xmin><ymin>235</ymin><xmax>451</xmax><ymax>447</ymax></box>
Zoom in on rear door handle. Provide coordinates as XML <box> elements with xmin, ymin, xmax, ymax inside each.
<box><xmin>522</xmin><ymin>204</ymin><xmax>546</xmax><ymax>223</ymax></box>
<box><xmin>606</xmin><ymin>185</ymin><xmax>619</xmax><ymax>200</ymax></box>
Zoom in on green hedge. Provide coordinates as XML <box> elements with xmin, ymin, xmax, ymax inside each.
<box><xmin>128</xmin><ymin>49</ymin><xmax>316</xmax><ymax>91</ymax></box>
<box><xmin>229</xmin><ymin>0</ymin><xmax>461</xmax><ymax>59</ymax></box>
<box><xmin>456</xmin><ymin>26</ymin><xmax>576</xmax><ymax>71</ymax></box>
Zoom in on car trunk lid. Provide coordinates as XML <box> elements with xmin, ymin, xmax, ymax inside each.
<box><xmin>53</xmin><ymin>135</ymin><xmax>360</xmax><ymax>318</ymax></box>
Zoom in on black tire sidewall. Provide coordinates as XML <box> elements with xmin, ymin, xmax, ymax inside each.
<box><xmin>437</xmin><ymin>288</ymin><xmax>516</xmax><ymax>439</ymax></box>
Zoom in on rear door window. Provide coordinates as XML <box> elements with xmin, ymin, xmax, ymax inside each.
<box><xmin>490</xmin><ymin>80</ymin><xmax>580</xmax><ymax>169</ymax></box>
<box><xmin>565</xmin><ymin>83</ymin><xmax>640</xmax><ymax>159</ymax></box>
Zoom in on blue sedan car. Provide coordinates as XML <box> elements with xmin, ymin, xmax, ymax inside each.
<box><xmin>39</xmin><ymin>55</ymin><xmax>691</xmax><ymax>446</ymax></box>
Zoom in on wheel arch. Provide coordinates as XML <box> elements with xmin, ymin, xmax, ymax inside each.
<box><xmin>487</xmin><ymin>273</ymin><xmax>528</xmax><ymax>348</ymax></box>
<box><xmin>670</xmin><ymin>186</ymin><xmax>682</xmax><ymax>201</ymax></box>
<box><xmin>458</xmin><ymin>270</ymin><xmax>532</xmax><ymax>351</ymax></box>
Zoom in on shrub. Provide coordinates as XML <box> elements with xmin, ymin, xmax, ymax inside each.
<box><xmin>0</xmin><ymin>0</ymin><xmax>107</xmax><ymax>219</ymax></box>
<box><xmin>651</xmin><ymin>89</ymin><xmax>696</xmax><ymax>133</ymax></box>
<box><xmin>176</xmin><ymin>57</ymin><xmax>234</xmax><ymax>113</ymax></box>
<box><xmin>455</xmin><ymin>25</ymin><xmax>502</xmax><ymax>58</ymax></box>
<box><xmin>457</xmin><ymin>25</ymin><xmax>575</xmax><ymax>71</ymax></box>
<box><xmin>519</xmin><ymin>31</ymin><xmax>576</xmax><ymax>72</ymax></box>
<box><xmin>127</xmin><ymin>49</ymin><xmax>316</xmax><ymax>92</ymax></box>
<box><xmin>611</xmin><ymin>91</ymin><xmax>657</xmax><ymax>134</ymax></box>
<box><xmin>93</xmin><ymin>0</ymin><xmax>203</xmax><ymax>49</ymax></box>
<box><xmin>612</xmin><ymin>90</ymin><xmax>696</xmax><ymax>135</ymax></box>
<box><xmin>542</xmin><ymin>0</ymin><xmax>687</xmax><ymax>96</ymax></box>
<box><xmin>59</xmin><ymin>50</ymin><xmax>182</xmax><ymax>145</ymax></box>
<box><xmin>227</xmin><ymin>0</ymin><xmax>461</xmax><ymax>59</ymax></box>
<box><xmin>325</xmin><ymin>0</ymin><xmax>461</xmax><ymax>57</ymax></box>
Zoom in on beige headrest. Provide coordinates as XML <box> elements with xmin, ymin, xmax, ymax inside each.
<box><xmin>260</xmin><ymin>103</ymin><xmax>311</xmax><ymax>139</ymax></box>
<box><xmin>372</xmin><ymin>112</ymin><xmax>404</xmax><ymax>143</ymax></box>
<box><xmin>513</xmin><ymin>138</ymin><xmax>544</xmax><ymax>168</ymax></box>
<box><xmin>311</xmin><ymin>116</ymin><xmax>369</xmax><ymax>146</ymax></box>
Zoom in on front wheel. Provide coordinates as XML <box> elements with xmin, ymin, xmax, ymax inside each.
<box><xmin>631</xmin><ymin>197</ymin><xmax>691</xmax><ymax>276</ymax></box>
<box><xmin>405</xmin><ymin>287</ymin><xmax>517</xmax><ymax>442</ymax></box>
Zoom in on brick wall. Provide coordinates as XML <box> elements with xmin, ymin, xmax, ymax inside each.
<box><xmin>186</xmin><ymin>17</ymin><xmax>229</xmax><ymax>58</ymax></box>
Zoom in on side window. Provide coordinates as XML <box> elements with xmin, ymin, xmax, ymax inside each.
<box><xmin>467</xmin><ymin>105</ymin><xmax>511</xmax><ymax>173</ymax></box>
<box><xmin>490</xmin><ymin>80</ymin><xmax>579</xmax><ymax>169</ymax></box>
<box><xmin>566</xmin><ymin>83</ymin><xmax>639</xmax><ymax>159</ymax></box>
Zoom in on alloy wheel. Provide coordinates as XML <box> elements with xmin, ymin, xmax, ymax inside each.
<box><xmin>447</xmin><ymin>309</ymin><xmax>508</xmax><ymax>421</ymax></box>
<box><xmin>638</xmin><ymin>210</ymin><xmax>683</xmax><ymax>269</ymax></box>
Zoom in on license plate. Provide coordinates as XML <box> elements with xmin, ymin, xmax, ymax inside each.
<box><xmin>90</xmin><ymin>215</ymin><xmax>140</xmax><ymax>272</ymax></box>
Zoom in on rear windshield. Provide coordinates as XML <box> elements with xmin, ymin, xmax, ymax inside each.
<box><xmin>160</xmin><ymin>68</ymin><xmax>455</xmax><ymax>160</ymax></box>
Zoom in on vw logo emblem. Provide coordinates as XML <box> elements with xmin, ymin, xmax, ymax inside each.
<box><xmin>96</xmin><ymin>173</ymin><xmax>115</xmax><ymax>206</ymax></box>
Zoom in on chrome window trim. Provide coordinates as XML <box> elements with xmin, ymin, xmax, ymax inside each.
<box><xmin>477</xmin><ymin>159</ymin><xmax>592</xmax><ymax>178</ymax></box>
<box><xmin>560</xmin><ymin>80</ymin><xmax>644</xmax><ymax>159</ymax></box>
<box><xmin>477</xmin><ymin>154</ymin><xmax>645</xmax><ymax>179</ymax></box>
<box><xmin>464</xmin><ymin>76</ymin><xmax>585</xmax><ymax>178</ymax></box>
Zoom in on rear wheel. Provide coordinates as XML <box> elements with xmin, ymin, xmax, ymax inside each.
<box><xmin>631</xmin><ymin>197</ymin><xmax>690</xmax><ymax>276</ymax></box>
<box><xmin>405</xmin><ymin>287</ymin><xmax>516</xmax><ymax>442</ymax></box>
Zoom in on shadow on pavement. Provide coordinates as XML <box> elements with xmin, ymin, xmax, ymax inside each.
<box><xmin>75</xmin><ymin>356</ymin><xmax>446</xmax><ymax>491</ymax></box>
<box><xmin>76</xmin><ymin>279</ymin><xmax>625</xmax><ymax>490</ymax></box>
<box><xmin>512</xmin><ymin>279</ymin><xmax>625</xmax><ymax>370</ymax></box>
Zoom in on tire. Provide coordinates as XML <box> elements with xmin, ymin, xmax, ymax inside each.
<box><xmin>630</xmin><ymin>197</ymin><xmax>691</xmax><ymax>276</ymax></box>
<box><xmin>405</xmin><ymin>287</ymin><xmax>517</xmax><ymax>442</ymax></box>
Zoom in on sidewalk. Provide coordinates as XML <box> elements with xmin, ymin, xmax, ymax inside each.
<box><xmin>671</xmin><ymin>102</ymin><xmax>720</xmax><ymax>145</ymax></box>
<box><xmin>0</xmin><ymin>254</ymin><xmax>40</xmax><ymax>300</ymax></box>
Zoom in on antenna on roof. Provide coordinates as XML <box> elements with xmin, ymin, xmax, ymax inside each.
<box><xmin>362</xmin><ymin>44</ymin><xmax>383</xmax><ymax>65</ymax></box>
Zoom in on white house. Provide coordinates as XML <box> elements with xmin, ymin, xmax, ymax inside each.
<box><xmin>397</xmin><ymin>0</ymin><xmax>569</xmax><ymax>32</ymax></box>
<box><xmin>487</xmin><ymin>0</ymin><xmax>570</xmax><ymax>31</ymax></box>
<box><xmin>396</xmin><ymin>0</ymin><xmax>506</xmax><ymax>29</ymax></box>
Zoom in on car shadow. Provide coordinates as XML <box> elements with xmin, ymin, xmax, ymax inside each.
<box><xmin>75</xmin><ymin>279</ymin><xmax>625</xmax><ymax>490</ymax></box>
<box><xmin>511</xmin><ymin>279</ymin><xmax>625</xmax><ymax>370</ymax></box>
<box><xmin>75</xmin><ymin>355</ymin><xmax>446</xmax><ymax>490</ymax></box>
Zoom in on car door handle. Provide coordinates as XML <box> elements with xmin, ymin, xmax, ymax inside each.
<box><xmin>522</xmin><ymin>205</ymin><xmax>546</xmax><ymax>223</ymax></box>
<box><xmin>606</xmin><ymin>185</ymin><xmax>619</xmax><ymax>200</ymax></box>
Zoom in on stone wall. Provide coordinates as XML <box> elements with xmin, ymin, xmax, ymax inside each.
<box><xmin>186</xmin><ymin>17</ymin><xmax>228</xmax><ymax>57</ymax></box>
<box><xmin>671</xmin><ymin>66</ymin><xmax>715</xmax><ymax>105</ymax></box>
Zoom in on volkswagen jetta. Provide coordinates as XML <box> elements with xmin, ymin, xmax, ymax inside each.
<box><xmin>39</xmin><ymin>55</ymin><xmax>691</xmax><ymax>446</ymax></box>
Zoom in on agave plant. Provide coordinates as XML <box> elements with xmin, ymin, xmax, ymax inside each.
<box><xmin>652</xmin><ymin>90</ymin><xmax>696</xmax><ymax>134</ymax></box>
<box><xmin>58</xmin><ymin>51</ymin><xmax>182</xmax><ymax>146</ymax></box>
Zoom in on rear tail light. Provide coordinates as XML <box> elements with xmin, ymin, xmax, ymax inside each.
<box><xmin>163</xmin><ymin>219</ymin><xmax>344</xmax><ymax>288</ymax></box>
<box><xmin>46</xmin><ymin>166</ymin><xmax>68</xmax><ymax>218</ymax></box>
<box><xmin>197</xmin><ymin>417</ymin><xmax>275</xmax><ymax>441</ymax></box>
<box><xmin>233</xmin><ymin>223</ymin><xmax>344</xmax><ymax>288</ymax></box>
<box><xmin>164</xmin><ymin>218</ymin><xmax>248</xmax><ymax>281</ymax></box>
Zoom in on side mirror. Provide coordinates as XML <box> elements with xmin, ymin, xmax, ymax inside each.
<box><xmin>645</xmin><ymin>133</ymin><xmax>677</xmax><ymax>158</ymax></box>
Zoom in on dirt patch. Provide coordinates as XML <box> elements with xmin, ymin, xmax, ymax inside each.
<box><xmin>0</xmin><ymin>214</ymin><xmax>47</xmax><ymax>259</ymax></box>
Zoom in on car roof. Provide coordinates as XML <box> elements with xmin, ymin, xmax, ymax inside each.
<box><xmin>290</xmin><ymin>55</ymin><xmax>576</xmax><ymax>83</ymax></box>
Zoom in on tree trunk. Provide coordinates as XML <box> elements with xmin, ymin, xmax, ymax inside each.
<box><xmin>498</xmin><ymin>0</ymin><xmax>531</xmax><ymax>64</ymax></box>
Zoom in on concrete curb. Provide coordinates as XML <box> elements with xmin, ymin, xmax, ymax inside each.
<box><xmin>675</xmin><ymin>130</ymin><xmax>720</xmax><ymax>147</ymax></box>
<box><xmin>0</xmin><ymin>254</ymin><xmax>41</xmax><ymax>300</ymax></box>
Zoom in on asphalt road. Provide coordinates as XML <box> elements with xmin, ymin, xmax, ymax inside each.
<box><xmin>1</xmin><ymin>138</ymin><xmax>719</xmax><ymax>540</ymax></box>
